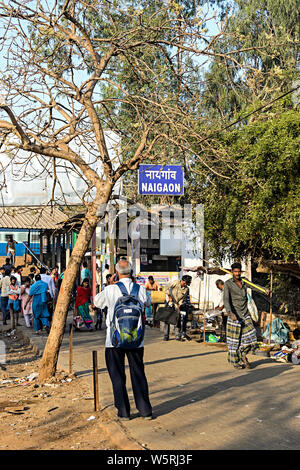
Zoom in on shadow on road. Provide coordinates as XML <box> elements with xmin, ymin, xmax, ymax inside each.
<box><xmin>73</xmin><ymin>350</ymin><xmax>224</xmax><ymax>378</ymax></box>
<box><xmin>153</xmin><ymin>361</ymin><xmax>291</xmax><ymax>418</ymax></box>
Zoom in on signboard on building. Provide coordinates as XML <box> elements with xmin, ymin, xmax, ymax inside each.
<box><xmin>138</xmin><ymin>164</ymin><xmax>184</xmax><ymax>196</ymax></box>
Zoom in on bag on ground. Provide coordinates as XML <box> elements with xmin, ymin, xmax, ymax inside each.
<box><xmin>111</xmin><ymin>282</ymin><xmax>145</xmax><ymax>348</ymax></box>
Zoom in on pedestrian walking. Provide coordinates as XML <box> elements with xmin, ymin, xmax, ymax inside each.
<box><xmin>94</xmin><ymin>259</ymin><xmax>152</xmax><ymax>421</ymax></box>
<box><xmin>40</xmin><ymin>267</ymin><xmax>56</xmax><ymax>297</ymax></box>
<box><xmin>0</xmin><ymin>269</ymin><xmax>11</xmax><ymax>325</ymax></box>
<box><xmin>20</xmin><ymin>278</ymin><xmax>33</xmax><ymax>328</ymax></box>
<box><xmin>163</xmin><ymin>275</ymin><xmax>193</xmax><ymax>342</ymax></box>
<box><xmin>80</xmin><ymin>261</ymin><xmax>92</xmax><ymax>283</ymax></box>
<box><xmin>73</xmin><ymin>278</ymin><xmax>93</xmax><ymax>330</ymax></box>
<box><xmin>102</xmin><ymin>263</ymin><xmax>110</xmax><ymax>282</ymax></box>
<box><xmin>8</xmin><ymin>276</ymin><xmax>21</xmax><ymax>329</ymax></box>
<box><xmin>29</xmin><ymin>274</ymin><xmax>50</xmax><ymax>334</ymax></box>
<box><xmin>13</xmin><ymin>266</ymin><xmax>23</xmax><ymax>285</ymax></box>
<box><xmin>51</xmin><ymin>266</ymin><xmax>59</xmax><ymax>287</ymax></box>
<box><xmin>97</xmin><ymin>273</ymin><xmax>113</xmax><ymax>325</ymax></box>
<box><xmin>29</xmin><ymin>266</ymin><xmax>37</xmax><ymax>282</ymax></box>
<box><xmin>2</xmin><ymin>258</ymin><xmax>12</xmax><ymax>273</ymax></box>
<box><xmin>224</xmin><ymin>262</ymin><xmax>269</xmax><ymax>369</ymax></box>
<box><xmin>40</xmin><ymin>267</ymin><xmax>56</xmax><ymax>324</ymax></box>
<box><xmin>96</xmin><ymin>264</ymin><xmax>101</xmax><ymax>293</ymax></box>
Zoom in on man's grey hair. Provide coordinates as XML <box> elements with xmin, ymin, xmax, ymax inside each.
<box><xmin>115</xmin><ymin>259</ymin><xmax>132</xmax><ymax>275</ymax></box>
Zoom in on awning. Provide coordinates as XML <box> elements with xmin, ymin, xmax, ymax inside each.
<box><xmin>0</xmin><ymin>206</ymin><xmax>68</xmax><ymax>230</ymax></box>
<box><xmin>257</xmin><ymin>259</ymin><xmax>300</xmax><ymax>280</ymax></box>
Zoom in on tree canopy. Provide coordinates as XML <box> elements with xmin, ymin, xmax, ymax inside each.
<box><xmin>188</xmin><ymin>106</ymin><xmax>300</xmax><ymax>261</ymax></box>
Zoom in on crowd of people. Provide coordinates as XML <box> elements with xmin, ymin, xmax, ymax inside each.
<box><xmin>0</xmin><ymin>257</ymin><xmax>62</xmax><ymax>334</ymax></box>
<box><xmin>0</xmin><ymin>253</ymin><xmax>299</xmax><ymax>422</ymax></box>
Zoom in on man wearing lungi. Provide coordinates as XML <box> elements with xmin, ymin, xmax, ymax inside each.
<box><xmin>224</xmin><ymin>262</ymin><xmax>269</xmax><ymax>369</ymax></box>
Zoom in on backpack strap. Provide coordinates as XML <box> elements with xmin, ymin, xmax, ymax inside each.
<box><xmin>116</xmin><ymin>281</ymin><xmax>140</xmax><ymax>299</ymax></box>
<box><xmin>130</xmin><ymin>283</ymin><xmax>140</xmax><ymax>299</ymax></box>
<box><xmin>116</xmin><ymin>281</ymin><xmax>129</xmax><ymax>297</ymax></box>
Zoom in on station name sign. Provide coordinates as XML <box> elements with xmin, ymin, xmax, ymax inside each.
<box><xmin>138</xmin><ymin>164</ymin><xmax>184</xmax><ymax>196</ymax></box>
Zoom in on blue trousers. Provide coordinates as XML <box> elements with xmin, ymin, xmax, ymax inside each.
<box><xmin>105</xmin><ymin>347</ymin><xmax>152</xmax><ymax>418</ymax></box>
<box><xmin>34</xmin><ymin>316</ymin><xmax>49</xmax><ymax>331</ymax></box>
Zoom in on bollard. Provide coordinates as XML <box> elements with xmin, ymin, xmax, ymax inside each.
<box><xmin>92</xmin><ymin>350</ymin><xmax>99</xmax><ymax>412</ymax></box>
<box><xmin>69</xmin><ymin>323</ymin><xmax>73</xmax><ymax>375</ymax></box>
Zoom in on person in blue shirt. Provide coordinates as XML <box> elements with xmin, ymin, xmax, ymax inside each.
<box><xmin>29</xmin><ymin>274</ymin><xmax>50</xmax><ymax>334</ymax></box>
<box><xmin>81</xmin><ymin>261</ymin><xmax>92</xmax><ymax>283</ymax></box>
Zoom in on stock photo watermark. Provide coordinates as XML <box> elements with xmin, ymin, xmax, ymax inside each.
<box><xmin>95</xmin><ymin>200</ymin><xmax>204</xmax><ymax>243</ymax></box>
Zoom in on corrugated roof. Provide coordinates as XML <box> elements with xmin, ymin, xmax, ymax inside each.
<box><xmin>0</xmin><ymin>206</ymin><xmax>68</xmax><ymax>230</ymax></box>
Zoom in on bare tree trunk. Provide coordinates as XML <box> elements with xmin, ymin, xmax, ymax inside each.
<box><xmin>38</xmin><ymin>198</ymin><xmax>105</xmax><ymax>382</ymax></box>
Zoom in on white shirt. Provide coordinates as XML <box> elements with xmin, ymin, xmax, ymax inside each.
<box><xmin>94</xmin><ymin>278</ymin><xmax>149</xmax><ymax>348</ymax></box>
<box><xmin>217</xmin><ymin>290</ymin><xmax>225</xmax><ymax>311</ymax></box>
<box><xmin>40</xmin><ymin>274</ymin><xmax>56</xmax><ymax>298</ymax></box>
<box><xmin>13</xmin><ymin>273</ymin><xmax>21</xmax><ymax>285</ymax></box>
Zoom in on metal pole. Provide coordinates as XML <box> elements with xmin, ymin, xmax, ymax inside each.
<box><xmin>268</xmin><ymin>271</ymin><xmax>273</xmax><ymax>345</ymax></box>
<box><xmin>69</xmin><ymin>323</ymin><xmax>73</xmax><ymax>375</ymax></box>
<box><xmin>92</xmin><ymin>350</ymin><xmax>99</xmax><ymax>412</ymax></box>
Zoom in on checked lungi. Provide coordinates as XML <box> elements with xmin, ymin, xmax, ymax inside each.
<box><xmin>226</xmin><ymin>314</ymin><xmax>257</xmax><ymax>366</ymax></box>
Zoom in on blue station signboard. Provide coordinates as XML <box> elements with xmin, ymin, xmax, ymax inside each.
<box><xmin>138</xmin><ymin>164</ymin><xmax>184</xmax><ymax>196</ymax></box>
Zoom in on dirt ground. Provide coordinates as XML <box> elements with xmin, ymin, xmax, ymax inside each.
<box><xmin>0</xmin><ymin>328</ymin><xmax>118</xmax><ymax>450</ymax></box>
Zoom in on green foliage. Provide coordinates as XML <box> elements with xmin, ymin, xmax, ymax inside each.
<box><xmin>200</xmin><ymin>0</ymin><xmax>300</xmax><ymax>121</ymax></box>
<box><xmin>191</xmin><ymin>108</ymin><xmax>300</xmax><ymax>261</ymax></box>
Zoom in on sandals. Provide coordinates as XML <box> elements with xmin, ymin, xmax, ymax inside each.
<box><xmin>242</xmin><ymin>358</ymin><xmax>252</xmax><ymax>369</ymax></box>
<box><xmin>233</xmin><ymin>364</ymin><xmax>245</xmax><ymax>369</ymax></box>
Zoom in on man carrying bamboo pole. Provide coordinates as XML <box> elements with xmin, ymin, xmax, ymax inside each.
<box><xmin>224</xmin><ymin>262</ymin><xmax>269</xmax><ymax>370</ymax></box>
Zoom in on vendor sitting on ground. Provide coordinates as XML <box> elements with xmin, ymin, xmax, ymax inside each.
<box><xmin>291</xmin><ymin>329</ymin><xmax>300</xmax><ymax>365</ymax></box>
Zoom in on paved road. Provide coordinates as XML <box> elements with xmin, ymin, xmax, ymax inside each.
<box><xmin>24</xmin><ymin>318</ymin><xmax>300</xmax><ymax>450</ymax></box>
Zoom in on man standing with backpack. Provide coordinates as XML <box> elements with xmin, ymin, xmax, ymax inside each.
<box><xmin>94</xmin><ymin>259</ymin><xmax>152</xmax><ymax>421</ymax></box>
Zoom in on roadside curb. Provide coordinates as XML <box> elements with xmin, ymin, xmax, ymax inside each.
<box><xmin>98</xmin><ymin>407</ymin><xmax>145</xmax><ymax>450</ymax></box>
<box><xmin>17</xmin><ymin>325</ymin><xmax>46</xmax><ymax>357</ymax></box>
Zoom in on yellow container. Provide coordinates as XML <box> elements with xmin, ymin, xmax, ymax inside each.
<box><xmin>150</xmin><ymin>291</ymin><xmax>166</xmax><ymax>304</ymax></box>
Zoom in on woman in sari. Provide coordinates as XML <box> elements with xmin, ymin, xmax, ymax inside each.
<box><xmin>20</xmin><ymin>277</ymin><xmax>33</xmax><ymax>328</ymax></box>
<box><xmin>74</xmin><ymin>278</ymin><xmax>93</xmax><ymax>330</ymax></box>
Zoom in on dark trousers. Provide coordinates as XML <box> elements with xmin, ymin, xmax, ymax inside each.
<box><xmin>164</xmin><ymin>312</ymin><xmax>187</xmax><ymax>339</ymax></box>
<box><xmin>1</xmin><ymin>297</ymin><xmax>8</xmax><ymax>323</ymax></box>
<box><xmin>105</xmin><ymin>347</ymin><xmax>152</xmax><ymax>418</ymax></box>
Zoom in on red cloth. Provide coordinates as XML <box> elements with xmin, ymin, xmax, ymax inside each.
<box><xmin>75</xmin><ymin>286</ymin><xmax>91</xmax><ymax>308</ymax></box>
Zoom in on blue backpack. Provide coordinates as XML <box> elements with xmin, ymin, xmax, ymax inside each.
<box><xmin>111</xmin><ymin>282</ymin><xmax>145</xmax><ymax>349</ymax></box>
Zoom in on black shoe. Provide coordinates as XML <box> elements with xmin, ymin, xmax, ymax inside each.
<box><xmin>163</xmin><ymin>336</ymin><xmax>169</xmax><ymax>341</ymax></box>
<box><xmin>117</xmin><ymin>414</ymin><xmax>130</xmax><ymax>421</ymax></box>
<box><xmin>143</xmin><ymin>414</ymin><xmax>153</xmax><ymax>420</ymax></box>
<box><xmin>175</xmin><ymin>337</ymin><xmax>184</xmax><ymax>342</ymax></box>
<box><xmin>3</xmin><ymin>321</ymin><xmax>7</xmax><ymax>325</ymax></box>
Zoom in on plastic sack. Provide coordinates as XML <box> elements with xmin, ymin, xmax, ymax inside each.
<box><xmin>247</xmin><ymin>293</ymin><xmax>259</xmax><ymax>322</ymax></box>
<box><xmin>205</xmin><ymin>333</ymin><xmax>219</xmax><ymax>343</ymax></box>
<box><xmin>263</xmin><ymin>317</ymin><xmax>289</xmax><ymax>345</ymax></box>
